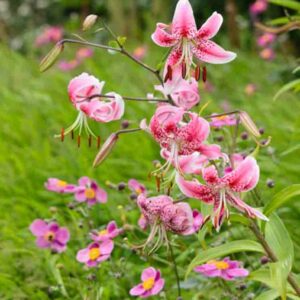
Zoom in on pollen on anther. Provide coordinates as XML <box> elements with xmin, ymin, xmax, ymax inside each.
<box><xmin>71</xmin><ymin>130</ymin><xmax>74</xmax><ymax>140</ymax></box>
<box><xmin>195</xmin><ymin>66</ymin><xmax>201</xmax><ymax>81</ymax></box>
<box><xmin>181</xmin><ymin>62</ymin><xmax>187</xmax><ymax>79</ymax></box>
<box><xmin>97</xmin><ymin>136</ymin><xmax>101</xmax><ymax>149</ymax></box>
<box><xmin>164</xmin><ymin>65</ymin><xmax>172</xmax><ymax>83</ymax></box>
<box><xmin>202</xmin><ymin>66</ymin><xmax>207</xmax><ymax>82</ymax></box>
<box><xmin>61</xmin><ymin>128</ymin><xmax>65</xmax><ymax>142</ymax></box>
<box><xmin>88</xmin><ymin>135</ymin><xmax>92</xmax><ymax>147</ymax></box>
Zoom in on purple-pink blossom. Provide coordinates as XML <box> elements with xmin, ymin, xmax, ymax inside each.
<box><xmin>45</xmin><ymin>178</ymin><xmax>77</xmax><ymax>193</ymax></box>
<box><xmin>128</xmin><ymin>179</ymin><xmax>147</xmax><ymax>195</ymax></box>
<box><xmin>194</xmin><ymin>257</ymin><xmax>249</xmax><ymax>280</ymax></box>
<box><xmin>130</xmin><ymin>267</ymin><xmax>165</xmax><ymax>298</ymax></box>
<box><xmin>260</xmin><ymin>48</ymin><xmax>275</xmax><ymax>61</ymax></box>
<box><xmin>76</xmin><ymin>240</ymin><xmax>114</xmax><ymax>267</ymax></box>
<box><xmin>90</xmin><ymin>221</ymin><xmax>122</xmax><ymax>242</ymax></box>
<box><xmin>210</xmin><ymin>113</ymin><xmax>237</xmax><ymax>128</ymax></box>
<box><xmin>250</xmin><ymin>0</ymin><xmax>268</xmax><ymax>16</ymax></box>
<box><xmin>30</xmin><ymin>219</ymin><xmax>70</xmax><ymax>253</ymax></box>
<box><xmin>185</xmin><ymin>209</ymin><xmax>204</xmax><ymax>234</ymax></box>
<box><xmin>74</xmin><ymin>176</ymin><xmax>107</xmax><ymax>206</ymax></box>
<box><xmin>257</xmin><ymin>33</ymin><xmax>276</xmax><ymax>47</ymax></box>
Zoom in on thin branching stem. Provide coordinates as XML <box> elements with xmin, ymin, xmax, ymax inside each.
<box><xmin>79</xmin><ymin>94</ymin><xmax>169</xmax><ymax>103</ymax></box>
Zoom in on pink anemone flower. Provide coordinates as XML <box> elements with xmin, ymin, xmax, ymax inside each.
<box><xmin>141</xmin><ymin>105</ymin><xmax>221</xmax><ymax>173</ymax></box>
<box><xmin>57</xmin><ymin>72</ymin><xmax>124</xmax><ymax>139</ymax></box>
<box><xmin>152</xmin><ymin>0</ymin><xmax>236</xmax><ymax>77</ymax></box>
<box><xmin>137</xmin><ymin>194</ymin><xmax>193</xmax><ymax>251</ymax></box>
<box><xmin>210</xmin><ymin>113</ymin><xmax>238</xmax><ymax>128</ymax></box>
<box><xmin>257</xmin><ymin>33</ymin><xmax>276</xmax><ymax>47</ymax></box>
<box><xmin>130</xmin><ymin>267</ymin><xmax>165</xmax><ymax>298</ymax></box>
<box><xmin>76</xmin><ymin>240</ymin><xmax>114</xmax><ymax>267</ymax></box>
<box><xmin>30</xmin><ymin>219</ymin><xmax>70</xmax><ymax>253</ymax></box>
<box><xmin>45</xmin><ymin>178</ymin><xmax>77</xmax><ymax>193</ymax></box>
<box><xmin>74</xmin><ymin>176</ymin><xmax>107</xmax><ymax>206</ymax></box>
<box><xmin>176</xmin><ymin>156</ymin><xmax>268</xmax><ymax>230</ymax></box>
<box><xmin>90</xmin><ymin>221</ymin><xmax>123</xmax><ymax>242</ymax></box>
<box><xmin>194</xmin><ymin>257</ymin><xmax>249</xmax><ymax>280</ymax></box>
<box><xmin>128</xmin><ymin>179</ymin><xmax>147</xmax><ymax>196</ymax></box>
<box><xmin>155</xmin><ymin>65</ymin><xmax>200</xmax><ymax>110</ymax></box>
<box><xmin>260</xmin><ymin>48</ymin><xmax>275</xmax><ymax>61</ymax></box>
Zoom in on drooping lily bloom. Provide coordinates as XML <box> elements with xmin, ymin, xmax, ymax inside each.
<box><xmin>194</xmin><ymin>257</ymin><xmax>249</xmax><ymax>280</ymax></box>
<box><xmin>210</xmin><ymin>113</ymin><xmax>237</xmax><ymax>128</ymax></box>
<box><xmin>249</xmin><ymin>0</ymin><xmax>268</xmax><ymax>16</ymax></box>
<box><xmin>128</xmin><ymin>179</ymin><xmax>147</xmax><ymax>195</ymax></box>
<box><xmin>74</xmin><ymin>176</ymin><xmax>107</xmax><ymax>206</ymax></box>
<box><xmin>155</xmin><ymin>66</ymin><xmax>200</xmax><ymax>110</ymax></box>
<box><xmin>257</xmin><ymin>33</ymin><xmax>276</xmax><ymax>47</ymax></box>
<box><xmin>176</xmin><ymin>156</ymin><xmax>268</xmax><ymax>230</ymax></box>
<box><xmin>141</xmin><ymin>105</ymin><xmax>221</xmax><ymax>172</ymax></box>
<box><xmin>35</xmin><ymin>26</ymin><xmax>63</xmax><ymax>47</ymax></box>
<box><xmin>45</xmin><ymin>178</ymin><xmax>77</xmax><ymax>193</ymax></box>
<box><xmin>90</xmin><ymin>221</ymin><xmax>123</xmax><ymax>242</ymax></box>
<box><xmin>137</xmin><ymin>194</ymin><xmax>193</xmax><ymax>251</ymax></box>
<box><xmin>29</xmin><ymin>219</ymin><xmax>70</xmax><ymax>253</ymax></box>
<box><xmin>76</xmin><ymin>240</ymin><xmax>114</xmax><ymax>267</ymax></box>
<box><xmin>81</xmin><ymin>92</ymin><xmax>124</xmax><ymax>123</ymax></box>
<box><xmin>152</xmin><ymin>0</ymin><xmax>236</xmax><ymax>76</ymax></box>
<box><xmin>185</xmin><ymin>209</ymin><xmax>204</xmax><ymax>234</ymax></box>
<box><xmin>260</xmin><ymin>48</ymin><xmax>275</xmax><ymax>61</ymax></box>
<box><xmin>130</xmin><ymin>267</ymin><xmax>165</xmax><ymax>298</ymax></box>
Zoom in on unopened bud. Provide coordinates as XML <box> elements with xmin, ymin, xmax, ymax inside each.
<box><xmin>49</xmin><ymin>206</ymin><xmax>58</xmax><ymax>214</ymax></box>
<box><xmin>121</xmin><ymin>120</ymin><xmax>130</xmax><ymax>129</ymax></box>
<box><xmin>241</xmin><ymin>132</ymin><xmax>248</xmax><ymax>140</ymax></box>
<box><xmin>266</xmin><ymin>179</ymin><xmax>275</xmax><ymax>188</ymax></box>
<box><xmin>82</xmin><ymin>14</ymin><xmax>98</xmax><ymax>31</ymax></box>
<box><xmin>215</xmin><ymin>136</ymin><xmax>224</xmax><ymax>142</ymax></box>
<box><xmin>40</xmin><ymin>42</ymin><xmax>64</xmax><ymax>72</ymax></box>
<box><xmin>259</xmin><ymin>127</ymin><xmax>265</xmax><ymax>135</ymax></box>
<box><xmin>93</xmin><ymin>133</ymin><xmax>119</xmax><ymax>167</ymax></box>
<box><xmin>68</xmin><ymin>202</ymin><xmax>75</xmax><ymax>209</ymax></box>
<box><xmin>239</xmin><ymin>111</ymin><xmax>261</xmax><ymax>138</ymax></box>
<box><xmin>260</xmin><ymin>256</ymin><xmax>270</xmax><ymax>264</ymax></box>
<box><xmin>152</xmin><ymin>160</ymin><xmax>161</xmax><ymax>168</ymax></box>
<box><xmin>117</xmin><ymin>182</ymin><xmax>126</xmax><ymax>191</ymax></box>
<box><xmin>130</xmin><ymin>193</ymin><xmax>137</xmax><ymax>200</ymax></box>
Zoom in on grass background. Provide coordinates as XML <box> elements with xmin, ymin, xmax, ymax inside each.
<box><xmin>0</xmin><ymin>42</ymin><xmax>299</xmax><ymax>299</ymax></box>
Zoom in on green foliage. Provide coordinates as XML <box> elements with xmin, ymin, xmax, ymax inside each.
<box><xmin>268</xmin><ymin>0</ymin><xmax>300</xmax><ymax>11</ymax></box>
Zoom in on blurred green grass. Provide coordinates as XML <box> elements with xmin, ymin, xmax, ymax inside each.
<box><xmin>0</xmin><ymin>44</ymin><xmax>300</xmax><ymax>299</ymax></box>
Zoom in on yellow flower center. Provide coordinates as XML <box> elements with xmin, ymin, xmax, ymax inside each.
<box><xmin>85</xmin><ymin>188</ymin><xmax>95</xmax><ymax>199</ymax></box>
<box><xmin>135</xmin><ymin>188</ymin><xmax>142</xmax><ymax>195</ymax></box>
<box><xmin>216</xmin><ymin>115</ymin><xmax>227</xmax><ymax>121</ymax></box>
<box><xmin>142</xmin><ymin>277</ymin><xmax>155</xmax><ymax>291</ymax></box>
<box><xmin>57</xmin><ymin>180</ymin><xmax>67</xmax><ymax>187</ymax></box>
<box><xmin>89</xmin><ymin>248</ymin><xmax>101</xmax><ymax>260</ymax></box>
<box><xmin>208</xmin><ymin>260</ymin><xmax>229</xmax><ymax>270</ymax></box>
<box><xmin>44</xmin><ymin>231</ymin><xmax>55</xmax><ymax>242</ymax></box>
<box><xmin>98</xmin><ymin>229</ymin><xmax>108</xmax><ymax>236</ymax></box>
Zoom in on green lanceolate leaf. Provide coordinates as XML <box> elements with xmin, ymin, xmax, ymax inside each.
<box><xmin>255</xmin><ymin>289</ymin><xmax>279</xmax><ymax>300</ymax></box>
<box><xmin>264</xmin><ymin>184</ymin><xmax>300</xmax><ymax>216</ymax></box>
<box><xmin>185</xmin><ymin>240</ymin><xmax>264</xmax><ymax>278</ymax></box>
<box><xmin>274</xmin><ymin>79</ymin><xmax>300</xmax><ymax>100</ymax></box>
<box><xmin>268</xmin><ymin>0</ymin><xmax>300</xmax><ymax>11</ymax></box>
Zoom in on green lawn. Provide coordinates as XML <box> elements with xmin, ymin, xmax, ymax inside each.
<box><xmin>0</xmin><ymin>44</ymin><xmax>299</xmax><ymax>299</ymax></box>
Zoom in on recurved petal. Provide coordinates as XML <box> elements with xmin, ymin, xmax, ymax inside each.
<box><xmin>223</xmin><ymin>156</ymin><xmax>259</xmax><ymax>192</ymax></box>
<box><xmin>175</xmin><ymin>173</ymin><xmax>215</xmax><ymax>204</ymax></box>
<box><xmin>151</xmin><ymin>23</ymin><xmax>178</xmax><ymax>47</ymax></box>
<box><xmin>192</xmin><ymin>40</ymin><xmax>236</xmax><ymax>64</ymax></box>
<box><xmin>172</xmin><ymin>0</ymin><xmax>197</xmax><ymax>37</ymax></box>
<box><xmin>197</xmin><ymin>12</ymin><xmax>223</xmax><ymax>39</ymax></box>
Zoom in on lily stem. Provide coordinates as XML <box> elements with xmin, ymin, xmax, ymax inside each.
<box><xmin>82</xmin><ymin>94</ymin><xmax>169</xmax><ymax>103</ymax></box>
<box><xmin>249</xmin><ymin>220</ymin><xmax>300</xmax><ymax>297</ymax></box>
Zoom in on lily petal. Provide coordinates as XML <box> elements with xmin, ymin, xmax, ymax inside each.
<box><xmin>192</xmin><ymin>40</ymin><xmax>237</xmax><ymax>64</ymax></box>
<box><xmin>152</xmin><ymin>23</ymin><xmax>178</xmax><ymax>47</ymax></box>
<box><xmin>197</xmin><ymin>12</ymin><xmax>223</xmax><ymax>39</ymax></box>
<box><xmin>176</xmin><ymin>173</ymin><xmax>215</xmax><ymax>204</ymax></box>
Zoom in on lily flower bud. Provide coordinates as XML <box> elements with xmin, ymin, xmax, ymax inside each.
<box><xmin>82</xmin><ymin>14</ymin><xmax>98</xmax><ymax>31</ymax></box>
<box><xmin>40</xmin><ymin>42</ymin><xmax>64</xmax><ymax>72</ymax></box>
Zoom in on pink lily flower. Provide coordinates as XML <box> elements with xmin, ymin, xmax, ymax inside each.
<box><xmin>155</xmin><ymin>65</ymin><xmax>200</xmax><ymax>110</ymax></box>
<box><xmin>141</xmin><ymin>105</ymin><xmax>221</xmax><ymax>173</ymax></box>
<box><xmin>152</xmin><ymin>0</ymin><xmax>236</xmax><ymax>76</ymax></box>
<box><xmin>35</xmin><ymin>26</ymin><xmax>63</xmax><ymax>47</ymax></box>
<box><xmin>138</xmin><ymin>214</ymin><xmax>149</xmax><ymax>230</ymax></box>
<box><xmin>30</xmin><ymin>219</ymin><xmax>70</xmax><ymax>253</ymax></box>
<box><xmin>45</xmin><ymin>178</ymin><xmax>77</xmax><ymax>193</ymax></box>
<box><xmin>176</xmin><ymin>156</ymin><xmax>268</xmax><ymax>230</ymax></box>
<box><xmin>128</xmin><ymin>179</ymin><xmax>147</xmax><ymax>195</ymax></box>
<box><xmin>185</xmin><ymin>209</ymin><xmax>204</xmax><ymax>234</ymax></box>
<box><xmin>74</xmin><ymin>176</ymin><xmax>107</xmax><ymax>206</ymax></box>
<box><xmin>194</xmin><ymin>257</ymin><xmax>249</xmax><ymax>280</ymax></box>
<box><xmin>210</xmin><ymin>113</ymin><xmax>238</xmax><ymax>128</ymax></box>
<box><xmin>90</xmin><ymin>221</ymin><xmax>123</xmax><ymax>242</ymax></box>
<box><xmin>76</xmin><ymin>240</ymin><xmax>114</xmax><ymax>267</ymax></box>
<box><xmin>260</xmin><ymin>48</ymin><xmax>275</xmax><ymax>61</ymax></box>
<box><xmin>257</xmin><ymin>33</ymin><xmax>276</xmax><ymax>47</ymax></box>
<box><xmin>130</xmin><ymin>267</ymin><xmax>165</xmax><ymax>298</ymax></box>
